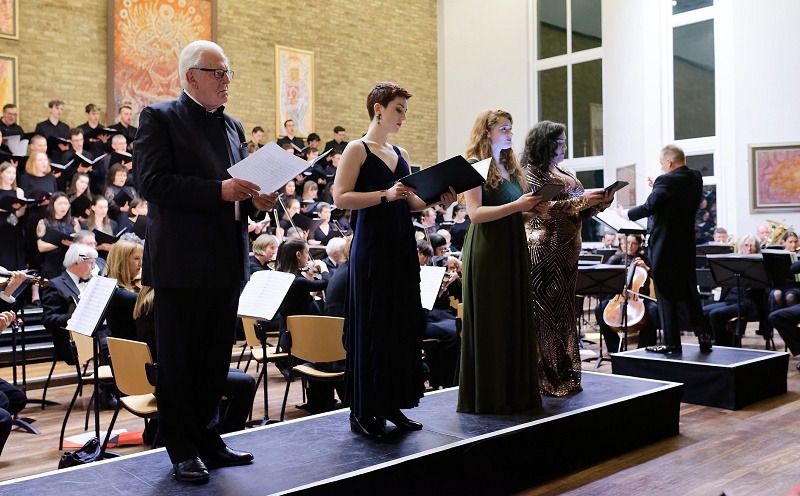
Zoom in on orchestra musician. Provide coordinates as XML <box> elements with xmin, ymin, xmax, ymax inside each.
<box><xmin>768</xmin><ymin>259</ymin><xmax>800</xmax><ymax>365</ymax></box>
<box><xmin>620</xmin><ymin>144</ymin><xmax>710</xmax><ymax>354</ymax></box>
<box><xmin>594</xmin><ymin>234</ymin><xmax>659</xmax><ymax>354</ymax></box>
<box><xmin>103</xmin><ymin>237</ymin><xmax>144</xmax><ymax>342</ymax></box>
<box><xmin>769</xmin><ymin>231</ymin><xmax>800</xmax><ymax>312</ymax></box>
<box><xmin>134</xmin><ymin>40</ymin><xmax>278</xmax><ymax>482</ymax></box>
<box><xmin>249</xmin><ymin>233</ymin><xmax>278</xmax><ymax>272</ymax></box>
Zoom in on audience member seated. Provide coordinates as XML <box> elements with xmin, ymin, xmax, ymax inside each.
<box><xmin>593</xmin><ymin>234</ymin><xmax>659</xmax><ymax>354</ymax></box>
<box><xmin>702</xmin><ymin>235</ymin><xmax>764</xmax><ymax>346</ymax></box>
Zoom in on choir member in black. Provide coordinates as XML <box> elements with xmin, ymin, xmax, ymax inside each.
<box><xmin>103</xmin><ymin>134</ymin><xmax>133</xmax><ymax>190</ymax></box>
<box><xmin>20</xmin><ymin>151</ymin><xmax>60</xmax><ymax>298</ymax></box>
<box><xmin>247</xmin><ymin>126</ymin><xmax>264</xmax><ymax>154</ymax></box>
<box><xmin>306</xmin><ymin>132</ymin><xmax>321</xmax><ymax>152</ymax></box>
<box><xmin>448</xmin><ymin>203</ymin><xmax>470</xmax><ymax>252</ymax></box>
<box><xmin>276</xmin><ymin>119</ymin><xmax>305</xmax><ymax>150</ymax></box>
<box><xmin>19</xmin><ymin>151</ymin><xmax>58</xmax><ymax>198</ymax></box>
<box><xmin>36</xmin><ymin>193</ymin><xmax>80</xmax><ymax>280</ymax></box>
<box><xmin>309</xmin><ymin>202</ymin><xmax>341</xmax><ymax>246</ymax></box>
<box><xmin>34</xmin><ymin>100</ymin><xmax>70</xmax><ymax>162</ymax></box>
<box><xmin>301</xmin><ymin>180</ymin><xmax>319</xmax><ymax>214</ymax></box>
<box><xmin>277</xmin><ymin>179</ymin><xmax>300</xmax><ymax>214</ymax></box>
<box><xmin>593</xmin><ymin>234</ymin><xmax>659</xmax><ymax>354</ymax></box>
<box><xmin>323</xmin><ymin>126</ymin><xmax>347</xmax><ymax>156</ymax></box>
<box><xmin>118</xmin><ymin>198</ymin><xmax>147</xmax><ymax>234</ymax></box>
<box><xmin>108</xmin><ymin>105</ymin><xmax>136</xmax><ymax>152</ymax></box>
<box><xmin>702</xmin><ymin>235</ymin><xmax>764</xmax><ymax>346</ymax></box>
<box><xmin>769</xmin><ymin>231</ymin><xmax>800</xmax><ymax>312</ymax></box>
<box><xmin>0</xmin><ymin>104</ymin><xmax>24</xmax><ymax>138</ymax></box>
<box><xmin>78</xmin><ymin>103</ymin><xmax>111</xmax><ymax>157</ymax></box>
<box><xmin>0</xmin><ymin>163</ymin><xmax>26</xmax><ymax>270</ymax></box>
<box><xmin>66</xmin><ymin>172</ymin><xmax>92</xmax><ymax>223</ymax></box>
<box><xmin>80</xmin><ymin>195</ymin><xmax>117</xmax><ymax>259</ymax></box>
<box><xmin>104</xmin><ymin>163</ymin><xmax>138</xmax><ymax>227</ymax></box>
<box><xmin>58</xmin><ymin>128</ymin><xmax>96</xmax><ymax>192</ymax></box>
<box><xmin>278</xmin><ymin>198</ymin><xmax>301</xmax><ymax>238</ymax></box>
<box><xmin>249</xmin><ymin>233</ymin><xmax>278</xmax><ymax>273</ymax></box>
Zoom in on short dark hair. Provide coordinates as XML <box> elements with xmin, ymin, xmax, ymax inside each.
<box><xmin>416</xmin><ymin>239</ymin><xmax>433</xmax><ymax>257</ymax></box>
<box><xmin>118</xmin><ymin>105</ymin><xmax>132</xmax><ymax>114</ymax></box>
<box><xmin>307</xmin><ymin>132</ymin><xmax>320</xmax><ymax>142</ymax></box>
<box><xmin>252</xmin><ymin>126</ymin><xmax>264</xmax><ymax>134</ymax></box>
<box><xmin>284</xmin><ymin>119</ymin><xmax>294</xmax><ymax>127</ymax></box>
<box><xmin>69</xmin><ymin>127</ymin><xmax>84</xmax><ymax>138</ymax></box>
<box><xmin>3</xmin><ymin>103</ymin><xmax>16</xmax><ymax>111</ymax></box>
<box><xmin>333</xmin><ymin>126</ymin><xmax>345</xmax><ymax>134</ymax></box>
<box><xmin>85</xmin><ymin>103</ymin><xmax>100</xmax><ymax>113</ymax></box>
<box><xmin>366</xmin><ymin>82</ymin><xmax>412</xmax><ymax>120</ymax></box>
<box><xmin>48</xmin><ymin>100</ymin><xmax>64</xmax><ymax>109</ymax></box>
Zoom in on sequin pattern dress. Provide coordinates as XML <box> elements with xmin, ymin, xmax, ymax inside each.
<box><xmin>525</xmin><ymin>165</ymin><xmax>600</xmax><ymax>397</ymax></box>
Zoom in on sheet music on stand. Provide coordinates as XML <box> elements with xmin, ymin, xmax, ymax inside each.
<box><xmin>419</xmin><ymin>265</ymin><xmax>447</xmax><ymax>311</ymax></box>
<box><xmin>66</xmin><ymin>277</ymin><xmax>118</xmax><ymax>337</ymax></box>
<box><xmin>227</xmin><ymin>142</ymin><xmax>311</xmax><ymax>195</ymax></box>
<box><xmin>594</xmin><ymin>209</ymin><xmax>647</xmax><ymax>235</ymax></box>
<box><xmin>237</xmin><ymin>270</ymin><xmax>296</xmax><ymax>320</ymax></box>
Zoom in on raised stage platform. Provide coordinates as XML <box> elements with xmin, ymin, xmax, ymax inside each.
<box><xmin>611</xmin><ymin>344</ymin><xmax>789</xmax><ymax>410</ymax></box>
<box><xmin>0</xmin><ymin>372</ymin><xmax>682</xmax><ymax>496</ymax></box>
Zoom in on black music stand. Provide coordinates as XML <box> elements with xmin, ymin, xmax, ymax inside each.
<box><xmin>576</xmin><ymin>265</ymin><xmax>626</xmax><ymax>367</ymax></box>
<box><xmin>706</xmin><ymin>254</ymin><xmax>771</xmax><ymax>347</ymax></box>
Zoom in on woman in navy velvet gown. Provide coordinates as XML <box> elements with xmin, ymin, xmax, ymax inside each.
<box><xmin>334</xmin><ymin>82</ymin><xmax>455</xmax><ymax>438</ymax></box>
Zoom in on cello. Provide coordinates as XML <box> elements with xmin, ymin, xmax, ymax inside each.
<box><xmin>602</xmin><ymin>258</ymin><xmax>649</xmax><ymax>342</ymax></box>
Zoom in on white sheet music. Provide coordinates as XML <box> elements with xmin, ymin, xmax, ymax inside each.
<box><xmin>2</xmin><ymin>134</ymin><xmax>28</xmax><ymax>156</ymax></box>
<box><xmin>237</xmin><ymin>270</ymin><xmax>296</xmax><ymax>320</ymax></box>
<box><xmin>66</xmin><ymin>276</ymin><xmax>118</xmax><ymax>336</ymax></box>
<box><xmin>594</xmin><ymin>209</ymin><xmax>647</xmax><ymax>233</ymax></box>
<box><xmin>472</xmin><ymin>157</ymin><xmax>491</xmax><ymax>181</ymax></box>
<box><xmin>419</xmin><ymin>265</ymin><xmax>447</xmax><ymax>311</ymax></box>
<box><xmin>227</xmin><ymin>142</ymin><xmax>311</xmax><ymax>194</ymax></box>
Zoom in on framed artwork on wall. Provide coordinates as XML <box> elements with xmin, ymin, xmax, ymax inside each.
<box><xmin>107</xmin><ymin>0</ymin><xmax>216</xmax><ymax>125</ymax></box>
<box><xmin>275</xmin><ymin>45</ymin><xmax>314</xmax><ymax>139</ymax></box>
<box><xmin>749</xmin><ymin>142</ymin><xmax>800</xmax><ymax>212</ymax></box>
<box><xmin>0</xmin><ymin>53</ymin><xmax>18</xmax><ymax>106</ymax></box>
<box><xmin>615</xmin><ymin>164</ymin><xmax>636</xmax><ymax>208</ymax></box>
<box><xmin>0</xmin><ymin>0</ymin><xmax>18</xmax><ymax>40</ymax></box>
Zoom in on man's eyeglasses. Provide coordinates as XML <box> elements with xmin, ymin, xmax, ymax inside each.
<box><xmin>191</xmin><ymin>68</ymin><xmax>235</xmax><ymax>80</ymax></box>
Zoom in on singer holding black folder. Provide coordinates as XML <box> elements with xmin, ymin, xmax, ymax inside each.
<box><xmin>333</xmin><ymin>82</ymin><xmax>456</xmax><ymax>439</ymax></box>
<box><xmin>134</xmin><ymin>40</ymin><xmax>277</xmax><ymax>483</ymax></box>
<box><xmin>457</xmin><ymin>109</ymin><xmax>545</xmax><ymax>414</ymax></box>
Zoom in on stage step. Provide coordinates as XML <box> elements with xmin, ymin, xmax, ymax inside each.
<box><xmin>611</xmin><ymin>344</ymin><xmax>789</xmax><ymax>410</ymax></box>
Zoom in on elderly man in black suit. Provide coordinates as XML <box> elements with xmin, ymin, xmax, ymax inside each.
<box><xmin>620</xmin><ymin>144</ymin><xmax>710</xmax><ymax>354</ymax></box>
<box><xmin>134</xmin><ymin>40</ymin><xmax>277</xmax><ymax>483</ymax></box>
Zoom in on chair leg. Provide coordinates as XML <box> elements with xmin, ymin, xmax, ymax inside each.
<box><xmin>84</xmin><ymin>389</ymin><xmax>95</xmax><ymax>431</ymax></box>
<box><xmin>100</xmin><ymin>402</ymin><xmax>122</xmax><ymax>456</ymax></box>
<box><xmin>242</xmin><ymin>353</ymin><xmax>252</xmax><ymax>374</ymax></box>
<box><xmin>250</xmin><ymin>368</ymin><xmax>265</xmax><ymax>422</ymax></box>
<box><xmin>280</xmin><ymin>369</ymin><xmax>293</xmax><ymax>421</ymax></box>
<box><xmin>59</xmin><ymin>379</ymin><xmax>83</xmax><ymax>450</ymax></box>
<box><xmin>41</xmin><ymin>358</ymin><xmax>57</xmax><ymax>410</ymax></box>
<box><xmin>236</xmin><ymin>343</ymin><xmax>246</xmax><ymax>369</ymax></box>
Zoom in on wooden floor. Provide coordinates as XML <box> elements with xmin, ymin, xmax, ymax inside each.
<box><xmin>2</xmin><ymin>325</ymin><xmax>800</xmax><ymax>495</ymax></box>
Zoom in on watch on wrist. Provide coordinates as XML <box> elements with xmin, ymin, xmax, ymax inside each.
<box><xmin>380</xmin><ymin>192</ymin><xmax>388</xmax><ymax>204</ymax></box>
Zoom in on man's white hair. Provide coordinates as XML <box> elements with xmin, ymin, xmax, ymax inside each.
<box><xmin>178</xmin><ymin>40</ymin><xmax>229</xmax><ymax>89</ymax></box>
<box><xmin>326</xmin><ymin>237</ymin><xmax>347</xmax><ymax>257</ymax></box>
<box><xmin>63</xmin><ymin>243</ymin><xmax>99</xmax><ymax>268</ymax></box>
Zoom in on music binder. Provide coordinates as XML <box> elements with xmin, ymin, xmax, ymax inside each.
<box><xmin>70</xmin><ymin>195</ymin><xmax>92</xmax><ymax>218</ymax></box>
<box><xmin>237</xmin><ymin>270</ymin><xmax>296</xmax><ymax>321</ymax></box>
<box><xmin>604</xmin><ymin>181</ymin><xmax>629</xmax><ymax>194</ymax></box>
<box><xmin>93</xmin><ymin>227</ymin><xmax>128</xmax><ymax>246</ymax></box>
<box><xmin>112</xmin><ymin>188</ymin><xmax>133</xmax><ymax>207</ymax></box>
<box><xmin>42</xmin><ymin>227</ymin><xmax>74</xmax><ymax>246</ymax></box>
<box><xmin>66</xmin><ymin>277</ymin><xmax>118</xmax><ymax>337</ymax></box>
<box><xmin>398</xmin><ymin>155</ymin><xmax>485</xmax><ymax>204</ymax></box>
<box><xmin>0</xmin><ymin>195</ymin><xmax>36</xmax><ymax>211</ymax></box>
<box><xmin>132</xmin><ymin>215</ymin><xmax>150</xmax><ymax>239</ymax></box>
<box><xmin>532</xmin><ymin>183</ymin><xmax>565</xmax><ymax>202</ymax></box>
<box><xmin>419</xmin><ymin>265</ymin><xmax>447</xmax><ymax>311</ymax></box>
<box><xmin>593</xmin><ymin>209</ymin><xmax>647</xmax><ymax>235</ymax></box>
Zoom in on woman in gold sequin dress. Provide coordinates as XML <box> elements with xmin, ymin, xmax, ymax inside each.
<box><xmin>522</xmin><ymin>121</ymin><xmax>612</xmax><ymax>397</ymax></box>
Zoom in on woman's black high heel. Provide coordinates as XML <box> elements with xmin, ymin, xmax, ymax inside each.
<box><xmin>350</xmin><ymin>412</ymin><xmax>388</xmax><ymax>439</ymax></box>
<box><xmin>384</xmin><ymin>409</ymin><xmax>422</xmax><ymax>431</ymax></box>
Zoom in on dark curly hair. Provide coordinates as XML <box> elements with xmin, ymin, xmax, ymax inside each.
<box><xmin>521</xmin><ymin>120</ymin><xmax>565</xmax><ymax>172</ymax></box>
<box><xmin>366</xmin><ymin>82</ymin><xmax>412</xmax><ymax>120</ymax></box>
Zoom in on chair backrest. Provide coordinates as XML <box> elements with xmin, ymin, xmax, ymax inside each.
<box><xmin>458</xmin><ymin>302</ymin><xmax>464</xmax><ymax>319</ymax></box>
<box><xmin>106</xmin><ymin>337</ymin><xmax>154</xmax><ymax>396</ymax></box>
<box><xmin>286</xmin><ymin>316</ymin><xmax>345</xmax><ymax>363</ymax></box>
<box><xmin>241</xmin><ymin>317</ymin><xmax>262</xmax><ymax>348</ymax></box>
<box><xmin>70</xmin><ymin>331</ymin><xmax>97</xmax><ymax>366</ymax></box>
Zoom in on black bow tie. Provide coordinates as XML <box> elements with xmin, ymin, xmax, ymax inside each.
<box><xmin>79</xmin><ymin>277</ymin><xmax>91</xmax><ymax>284</ymax></box>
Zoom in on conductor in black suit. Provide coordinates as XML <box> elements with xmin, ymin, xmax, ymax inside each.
<box><xmin>134</xmin><ymin>40</ymin><xmax>278</xmax><ymax>483</ymax></box>
<box><xmin>621</xmin><ymin>144</ymin><xmax>710</xmax><ymax>354</ymax></box>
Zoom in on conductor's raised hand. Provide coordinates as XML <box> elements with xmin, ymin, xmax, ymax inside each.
<box><xmin>221</xmin><ymin>178</ymin><xmax>261</xmax><ymax>202</ymax></box>
<box><xmin>252</xmin><ymin>191</ymin><xmax>279</xmax><ymax>211</ymax></box>
<box><xmin>386</xmin><ymin>182</ymin><xmax>415</xmax><ymax>202</ymax></box>
<box><xmin>514</xmin><ymin>192</ymin><xmax>542</xmax><ymax>212</ymax></box>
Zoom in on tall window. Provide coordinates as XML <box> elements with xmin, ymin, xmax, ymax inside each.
<box><xmin>669</xmin><ymin>2</ymin><xmax>717</xmax><ymax>242</ymax></box>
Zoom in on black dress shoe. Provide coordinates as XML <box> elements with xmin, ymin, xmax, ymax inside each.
<box><xmin>350</xmin><ymin>412</ymin><xmax>388</xmax><ymax>439</ymax></box>
<box><xmin>201</xmin><ymin>446</ymin><xmax>254</xmax><ymax>467</ymax></box>
<box><xmin>698</xmin><ymin>333</ymin><xmax>713</xmax><ymax>352</ymax></box>
<box><xmin>384</xmin><ymin>409</ymin><xmax>422</xmax><ymax>431</ymax></box>
<box><xmin>173</xmin><ymin>457</ymin><xmax>209</xmax><ymax>483</ymax></box>
<box><xmin>645</xmin><ymin>344</ymin><xmax>682</xmax><ymax>354</ymax></box>
<box><xmin>795</xmin><ymin>361</ymin><xmax>800</xmax><ymax>371</ymax></box>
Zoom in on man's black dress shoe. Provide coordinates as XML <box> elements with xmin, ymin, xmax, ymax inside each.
<box><xmin>698</xmin><ymin>333</ymin><xmax>713</xmax><ymax>352</ymax></box>
<box><xmin>201</xmin><ymin>446</ymin><xmax>254</xmax><ymax>467</ymax></box>
<box><xmin>350</xmin><ymin>412</ymin><xmax>388</xmax><ymax>439</ymax></box>
<box><xmin>384</xmin><ymin>409</ymin><xmax>423</xmax><ymax>431</ymax></box>
<box><xmin>173</xmin><ymin>457</ymin><xmax>209</xmax><ymax>483</ymax></box>
<box><xmin>645</xmin><ymin>344</ymin><xmax>682</xmax><ymax>354</ymax></box>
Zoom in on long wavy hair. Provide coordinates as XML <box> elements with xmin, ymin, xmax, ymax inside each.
<box><xmin>521</xmin><ymin>120</ymin><xmax>566</xmax><ymax>172</ymax></box>
<box><xmin>465</xmin><ymin>110</ymin><xmax>526</xmax><ymax>190</ymax></box>
<box><xmin>104</xmin><ymin>238</ymin><xmax>143</xmax><ymax>291</ymax></box>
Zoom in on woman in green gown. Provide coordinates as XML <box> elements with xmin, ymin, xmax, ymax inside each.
<box><xmin>457</xmin><ymin>110</ymin><xmax>546</xmax><ymax>414</ymax></box>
